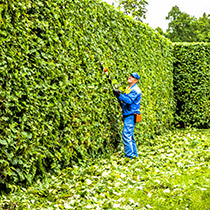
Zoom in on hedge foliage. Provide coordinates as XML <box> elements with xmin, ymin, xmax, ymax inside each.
<box><xmin>0</xmin><ymin>0</ymin><xmax>174</xmax><ymax>190</ymax></box>
<box><xmin>173</xmin><ymin>43</ymin><xmax>210</xmax><ymax>128</ymax></box>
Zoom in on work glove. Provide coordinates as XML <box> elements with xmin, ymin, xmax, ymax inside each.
<box><xmin>113</xmin><ymin>89</ymin><xmax>121</xmax><ymax>99</ymax></box>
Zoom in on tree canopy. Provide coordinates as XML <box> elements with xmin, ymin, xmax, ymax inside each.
<box><xmin>165</xmin><ymin>6</ymin><xmax>210</xmax><ymax>42</ymax></box>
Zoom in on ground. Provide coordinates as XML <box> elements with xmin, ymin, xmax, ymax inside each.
<box><xmin>1</xmin><ymin>129</ymin><xmax>210</xmax><ymax>209</ymax></box>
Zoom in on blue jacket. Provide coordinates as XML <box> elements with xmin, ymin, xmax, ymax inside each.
<box><xmin>118</xmin><ymin>83</ymin><xmax>141</xmax><ymax>116</ymax></box>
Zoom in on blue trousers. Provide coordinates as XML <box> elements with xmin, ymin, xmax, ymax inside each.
<box><xmin>122</xmin><ymin>115</ymin><xmax>138</xmax><ymax>159</ymax></box>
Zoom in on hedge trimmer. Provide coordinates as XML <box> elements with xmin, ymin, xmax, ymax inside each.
<box><xmin>99</xmin><ymin>63</ymin><xmax>114</xmax><ymax>89</ymax></box>
<box><xmin>99</xmin><ymin>62</ymin><xmax>123</xmax><ymax>108</ymax></box>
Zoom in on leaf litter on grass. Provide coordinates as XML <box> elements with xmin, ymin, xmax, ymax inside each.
<box><xmin>0</xmin><ymin>129</ymin><xmax>210</xmax><ymax>210</ymax></box>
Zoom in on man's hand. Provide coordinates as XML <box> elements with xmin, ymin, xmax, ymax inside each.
<box><xmin>113</xmin><ymin>89</ymin><xmax>121</xmax><ymax>98</ymax></box>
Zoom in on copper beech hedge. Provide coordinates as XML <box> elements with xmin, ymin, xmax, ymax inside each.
<box><xmin>173</xmin><ymin>43</ymin><xmax>210</xmax><ymax>128</ymax></box>
<box><xmin>1</xmin><ymin>0</ymin><xmax>174</xmax><ymax>190</ymax></box>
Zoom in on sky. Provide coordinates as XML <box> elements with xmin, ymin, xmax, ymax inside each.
<box><xmin>102</xmin><ymin>0</ymin><xmax>210</xmax><ymax>31</ymax></box>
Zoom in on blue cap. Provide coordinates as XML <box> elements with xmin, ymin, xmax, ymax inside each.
<box><xmin>131</xmin><ymin>72</ymin><xmax>140</xmax><ymax>80</ymax></box>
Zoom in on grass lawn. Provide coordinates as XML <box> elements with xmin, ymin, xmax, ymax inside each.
<box><xmin>1</xmin><ymin>129</ymin><xmax>210</xmax><ymax>209</ymax></box>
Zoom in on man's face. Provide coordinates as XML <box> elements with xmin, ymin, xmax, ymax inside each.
<box><xmin>128</xmin><ymin>75</ymin><xmax>138</xmax><ymax>84</ymax></box>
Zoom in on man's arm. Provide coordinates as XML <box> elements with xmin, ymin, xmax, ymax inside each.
<box><xmin>119</xmin><ymin>91</ymin><xmax>137</xmax><ymax>105</ymax></box>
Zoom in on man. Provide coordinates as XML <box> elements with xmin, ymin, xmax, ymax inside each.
<box><xmin>113</xmin><ymin>72</ymin><xmax>141</xmax><ymax>159</ymax></box>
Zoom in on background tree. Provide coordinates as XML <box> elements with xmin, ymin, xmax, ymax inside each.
<box><xmin>165</xmin><ymin>6</ymin><xmax>196</xmax><ymax>42</ymax></box>
<box><xmin>165</xmin><ymin>6</ymin><xmax>210</xmax><ymax>42</ymax></box>
<box><xmin>116</xmin><ymin>0</ymin><xmax>148</xmax><ymax>22</ymax></box>
<box><xmin>194</xmin><ymin>13</ymin><xmax>210</xmax><ymax>42</ymax></box>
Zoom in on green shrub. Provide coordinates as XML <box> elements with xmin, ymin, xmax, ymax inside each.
<box><xmin>0</xmin><ymin>0</ymin><xmax>174</xmax><ymax>190</ymax></box>
<box><xmin>173</xmin><ymin>43</ymin><xmax>210</xmax><ymax>128</ymax></box>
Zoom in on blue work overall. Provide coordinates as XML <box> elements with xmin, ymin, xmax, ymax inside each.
<box><xmin>118</xmin><ymin>83</ymin><xmax>141</xmax><ymax>159</ymax></box>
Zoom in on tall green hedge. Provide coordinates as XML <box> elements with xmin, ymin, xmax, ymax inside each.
<box><xmin>0</xmin><ymin>0</ymin><xmax>174</xmax><ymax>190</ymax></box>
<box><xmin>173</xmin><ymin>43</ymin><xmax>210</xmax><ymax>128</ymax></box>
